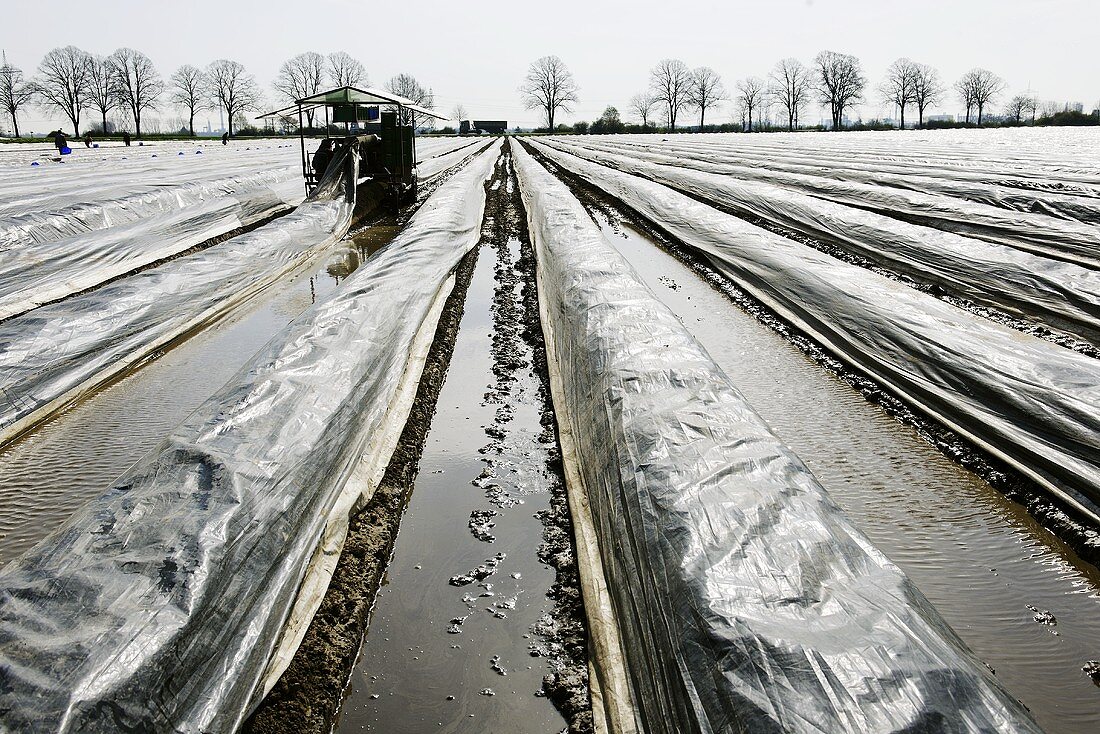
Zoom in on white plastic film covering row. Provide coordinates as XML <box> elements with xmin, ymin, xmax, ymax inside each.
<box><xmin>512</xmin><ymin>140</ymin><xmax>1041</xmax><ymax>734</ymax></box>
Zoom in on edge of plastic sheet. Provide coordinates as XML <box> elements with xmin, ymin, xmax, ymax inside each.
<box><xmin>256</xmin><ymin>271</ymin><xmax>456</xmax><ymax>697</ymax></box>
<box><xmin>510</xmin><ymin>140</ymin><xmax>1044</xmax><ymax>734</ymax></box>
<box><xmin>0</xmin><ymin>141</ymin><xmax>501</xmax><ymax>732</ymax></box>
<box><xmin>534</xmin><ymin>257</ymin><xmax>640</xmax><ymax>734</ymax></box>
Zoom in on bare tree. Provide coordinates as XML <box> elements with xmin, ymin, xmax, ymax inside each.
<box><xmin>768</xmin><ymin>58</ymin><xmax>812</xmax><ymax>131</ymax></box>
<box><xmin>274</xmin><ymin>52</ymin><xmax>326</xmax><ymax>127</ymax></box>
<box><xmin>207</xmin><ymin>59</ymin><xmax>261</xmax><ymax>137</ymax></box>
<box><xmin>386</xmin><ymin>73</ymin><xmax>435</xmax><ymax>130</ymax></box>
<box><xmin>911</xmin><ymin>63</ymin><xmax>943</xmax><ymax>128</ymax></box>
<box><xmin>110</xmin><ymin>48</ymin><xmax>163</xmax><ymax>138</ymax></box>
<box><xmin>1005</xmin><ymin>94</ymin><xmax>1037</xmax><ymax>124</ymax></box>
<box><xmin>327</xmin><ymin>51</ymin><xmax>366</xmax><ymax>88</ymax></box>
<box><xmin>171</xmin><ymin>65</ymin><xmax>207</xmax><ymax>137</ymax></box>
<box><xmin>519</xmin><ymin>55</ymin><xmax>579</xmax><ymax>131</ymax></box>
<box><xmin>650</xmin><ymin>59</ymin><xmax>692</xmax><ymax>132</ymax></box>
<box><xmin>86</xmin><ymin>55</ymin><xmax>121</xmax><ymax>134</ymax></box>
<box><xmin>688</xmin><ymin>66</ymin><xmax>725</xmax><ymax>130</ymax></box>
<box><xmin>630</xmin><ymin>92</ymin><xmax>657</xmax><ymax>128</ymax></box>
<box><xmin>955</xmin><ymin>75</ymin><xmax>977</xmax><ymax>124</ymax></box>
<box><xmin>956</xmin><ymin>68</ymin><xmax>1004</xmax><ymax>125</ymax></box>
<box><xmin>451</xmin><ymin>104</ymin><xmax>467</xmax><ymax>123</ymax></box>
<box><xmin>35</xmin><ymin>46</ymin><xmax>94</xmax><ymax>135</ymax></box>
<box><xmin>735</xmin><ymin>77</ymin><xmax>767</xmax><ymax>132</ymax></box>
<box><xmin>0</xmin><ymin>60</ymin><xmax>35</xmax><ymax>138</ymax></box>
<box><xmin>879</xmin><ymin>58</ymin><xmax>919</xmax><ymax>129</ymax></box>
<box><xmin>814</xmin><ymin>50</ymin><xmax>866</xmax><ymax>130</ymax></box>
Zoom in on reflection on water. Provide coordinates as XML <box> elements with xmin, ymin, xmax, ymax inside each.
<box><xmin>337</xmin><ymin>243</ymin><xmax>567</xmax><ymax>733</ymax></box>
<box><xmin>0</xmin><ymin>222</ymin><xmax>395</xmax><ymax>565</ymax></box>
<box><xmin>602</xmin><ymin>215</ymin><xmax>1100</xmax><ymax>734</ymax></box>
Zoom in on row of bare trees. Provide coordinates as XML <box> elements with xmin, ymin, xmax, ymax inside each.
<box><xmin>271</xmin><ymin>51</ymin><xmax>435</xmax><ymax>131</ymax></box>
<box><xmin>516</xmin><ymin>52</ymin><xmax>1019</xmax><ymax>133</ymax></box>
<box><xmin>0</xmin><ymin>47</ymin><xmax>388</xmax><ymax>139</ymax></box>
<box><xmin>0</xmin><ymin>46</ymin><xmax>270</xmax><ymax>137</ymax></box>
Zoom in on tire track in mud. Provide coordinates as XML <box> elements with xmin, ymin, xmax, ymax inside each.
<box><xmin>476</xmin><ymin>141</ymin><xmax>592</xmax><ymax>732</ymax></box>
<box><xmin>524</xmin><ymin>141</ymin><xmax>1100</xmax><ymax>569</ymax></box>
<box><xmin>246</xmin><ymin>139</ymin><xmax>592</xmax><ymax>734</ymax></box>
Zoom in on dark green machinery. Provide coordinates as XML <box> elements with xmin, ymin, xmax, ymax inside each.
<box><xmin>260</xmin><ymin>85</ymin><xmax>446</xmax><ymax>206</ymax></box>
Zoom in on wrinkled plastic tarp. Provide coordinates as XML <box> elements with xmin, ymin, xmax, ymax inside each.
<box><xmin>541</xmin><ymin>139</ymin><xmax>1100</xmax><ymax>346</ymax></box>
<box><xmin>0</xmin><ymin>145</ymin><xmax>357</xmax><ymax>448</ymax></box>
<box><xmin>530</xmin><ymin>138</ymin><xmax>1100</xmax><ymax>524</ymax></box>
<box><xmin>592</xmin><ymin>135</ymin><xmax>1100</xmax><ymax>224</ymax></box>
<box><xmin>512</xmin><ymin>141</ymin><xmax>1042</xmax><ymax>734</ymax></box>
<box><xmin>0</xmin><ymin>184</ymin><xmax>299</xmax><ymax>321</ymax></box>
<box><xmin>0</xmin><ymin>141</ymin><xmax>500</xmax><ymax>732</ymax></box>
<box><xmin>416</xmin><ymin>138</ymin><xmax>490</xmax><ymax>181</ymax></box>
<box><xmin>0</xmin><ymin>152</ymin><xmax>301</xmax><ymax>250</ymax></box>
<box><xmin>557</xmin><ymin>137</ymin><xmax>1100</xmax><ymax>270</ymax></box>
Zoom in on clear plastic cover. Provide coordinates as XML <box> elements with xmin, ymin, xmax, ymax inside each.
<box><xmin>0</xmin><ymin>141</ymin><xmax>501</xmax><ymax>732</ymax></box>
<box><xmin>513</xmin><ymin>140</ymin><xmax>1043</xmax><ymax>734</ymax></box>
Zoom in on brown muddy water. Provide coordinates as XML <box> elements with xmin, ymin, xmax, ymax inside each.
<box><xmin>591</xmin><ymin>209</ymin><xmax>1100</xmax><ymax>734</ymax></box>
<box><xmin>0</xmin><ymin>223</ymin><xmax>395</xmax><ymax>566</ymax></box>
<box><xmin>334</xmin><ymin>232</ymin><xmax>571</xmax><ymax>732</ymax></box>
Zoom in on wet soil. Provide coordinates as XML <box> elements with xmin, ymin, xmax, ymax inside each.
<box><xmin>538</xmin><ymin>153</ymin><xmax>1100</xmax><ymax>732</ymax></box>
<box><xmin>246</xmin><ymin>140</ymin><xmax>591</xmax><ymax>734</ymax></box>
<box><xmin>244</xmin><ymin>242</ymin><xmax>481</xmax><ymax>734</ymax></box>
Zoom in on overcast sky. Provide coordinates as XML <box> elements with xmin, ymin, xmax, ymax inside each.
<box><xmin>5</xmin><ymin>0</ymin><xmax>1098</xmax><ymax>132</ymax></box>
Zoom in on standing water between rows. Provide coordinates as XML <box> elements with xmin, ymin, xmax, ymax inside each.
<box><xmin>336</xmin><ymin>162</ymin><xmax>577</xmax><ymax>731</ymax></box>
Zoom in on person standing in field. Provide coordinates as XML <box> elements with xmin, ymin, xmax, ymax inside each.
<box><xmin>312</xmin><ymin>139</ymin><xmax>333</xmax><ymax>180</ymax></box>
<box><xmin>50</xmin><ymin>130</ymin><xmax>67</xmax><ymax>154</ymax></box>
<box><xmin>221</xmin><ymin>132</ymin><xmax>229</xmax><ymax>145</ymax></box>
<box><xmin>84</xmin><ymin>133</ymin><xmax>92</xmax><ymax>148</ymax></box>
<box><xmin>123</xmin><ymin>131</ymin><xmax>131</xmax><ymax>146</ymax></box>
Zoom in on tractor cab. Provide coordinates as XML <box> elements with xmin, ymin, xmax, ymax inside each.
<box><xmin>260</xmin><ymin>85</ymin><xmax>446</xmax><ymax>206</ymax></box>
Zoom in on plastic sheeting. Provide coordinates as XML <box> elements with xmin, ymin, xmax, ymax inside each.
<box><xmin>556</xmin><ymin>137</ymin><xmax>1100</xmax><ymax>270</ymax></box>
<box><xmin>512</xmin><ymin>141</ymin><xmax>1042</xmax><ymax>734</ymax></box>
<box><xmin>0</xmin><ymin>150</ymin><xmax>301</xmax><ymax>249</ymax></box>
<box><xmin>0</xmin><ymin>183</ymin><xmax>302</xmax><ymax>322</ymax></box>
<box><xmin>0</xmin><ymin>145</ymin><xmax>356</xmax><ymax>448</ymax></box>
<box><xmin>574</xmin><ymin>130</ymin><xmax>1100</xmax><ymax>187</ymax></box>
<box><xmin>540</xmin><ymin>139</ymin><xmax>1100</xmax><ymax>346</ymax></box>
<box><xmin>0</xmin><ymin>141</ymin><xmax>501</xmax><ymax>733</ymax></box>
<box><xmin>416</xmin><ymin>138</ymin><xmax>491</xmax><ymax>181</ymax></box>
<box><xmin>529</xmin><ymin>138</ymin><xmax>1100</xmax><ymax>525</ymax></box>
<box><xmin>591</xmin><ymin>136</ymin><xmax>1100</xmax><ymax>223</ymax></box>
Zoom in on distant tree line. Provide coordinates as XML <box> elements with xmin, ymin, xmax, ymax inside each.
<box><xmin>0</xmin><ymin>47</ymin><xmax>439</xmax><ymax>140</ymax></box>
<box><xmin>517</xmin><ymin>53</ymin><xmax>1099</xmax><ymax>133</ymax></box>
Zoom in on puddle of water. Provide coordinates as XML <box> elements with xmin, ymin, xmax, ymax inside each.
<box><xmin>336</xmin><ymin>240</ymin><xmax>567</xmax><ymax>732</ymax></box>
<box><xmin>598</xmin><ymin>214</ymin><xmax>1100</xmax><ymax>734</ymax></box>
<box><xmin>0</xmin><ymin>225</ymin><xmax>402</xmax><ymax>565</ymax></box>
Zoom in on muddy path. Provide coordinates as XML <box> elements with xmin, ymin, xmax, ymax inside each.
<box><xmin>246</xmin><ymin>140</ymin><xmax>591</xmax><ymax>734</ymax></box>
<box><xmin>524</xmin><ymin>144</ymin><xmax>1100</xmax><ymax>733</ymax></box>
